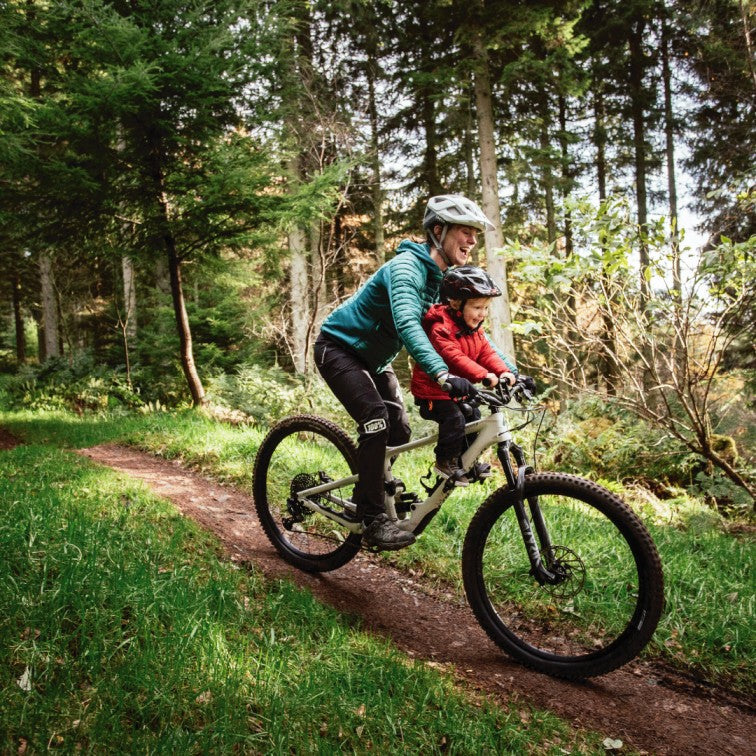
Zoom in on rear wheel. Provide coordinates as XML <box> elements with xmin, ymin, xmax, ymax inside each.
<box><xmin>253</xmin><ymin>415</ymin><xmax>362</xmax><ymax>572</ymax></box>
<box><xmin>462</xmin><ymin>473</ymin><xmax>664</xmax><ymax>678</ymax></box>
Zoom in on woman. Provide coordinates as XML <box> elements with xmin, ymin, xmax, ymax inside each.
<box><xmin>314</xmin><ymin>195</ymin><xmax>493</xmax><ymax>550</ymax></box>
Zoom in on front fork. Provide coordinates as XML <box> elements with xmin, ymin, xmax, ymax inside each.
<box><xmin>496</xmin><ymin>440</ymin><xmax>561</xmax><ymax>586</ymax></box>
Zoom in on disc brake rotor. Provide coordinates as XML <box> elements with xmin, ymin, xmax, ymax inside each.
<box><xmin>540</xmin><ymin>545</ymin><xmax>585</xmax><ymax>600</ymax></box>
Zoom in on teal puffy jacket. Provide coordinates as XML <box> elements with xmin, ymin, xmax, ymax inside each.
<box><xmin>320</xmin><ymin>240</ymin><xmax>447</xmax><ymax>377</ymax></box>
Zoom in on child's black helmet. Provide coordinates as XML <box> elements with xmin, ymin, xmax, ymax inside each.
<box><xmin>441</xmin><ymin>266</ymin><xmax>502</xmax><ymax>303</ymax></box>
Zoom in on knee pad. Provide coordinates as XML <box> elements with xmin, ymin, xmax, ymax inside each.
<box><xmin>358</xmin><ymin>407</ymin><xmax>389</xmax><ymax>441</ymax></box>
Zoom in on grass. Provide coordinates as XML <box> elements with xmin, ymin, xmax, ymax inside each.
<box><xmin>2</xmin><ymin>403</ymin><xmax>754</xmax><ymax>696</ymax></box>
<box><xmin>0</xmin><ymin>425</ymin><xmax>608</xmax><ymax>752</ymax></box>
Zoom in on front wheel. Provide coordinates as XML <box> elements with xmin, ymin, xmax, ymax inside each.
<box><xmin>253</xmin><ymin>415</ymin><xmax>362</xmax><ymax>572</ymax></box>
<box><xmin>462</xmin><ymin>473</ymin><xmax>664</xmax><ymax>679</ymax></box>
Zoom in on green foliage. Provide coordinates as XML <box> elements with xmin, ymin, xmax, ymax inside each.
<box><xmin>4</xmin><ymin>355</ymin><xmax>143</xmax><ymax>413</ymax></box>
<box><xmin>541</xmin><ymin>396</ymin><xmax>697</xmax><ymax>487</ymax></box>
<box><xmin>542</xmin><ymin>393</ymin><xmax>755</xmax><ymax>516</ymax></box>
<box><xmin>206</xmin><ymin>364</ymin><xmax>352</xmax><ymax>427</ymax></box>
<box><xmin>507</xmin><ymin>195</ymin><xmax>755</xmax><ymax>503</ymax></box>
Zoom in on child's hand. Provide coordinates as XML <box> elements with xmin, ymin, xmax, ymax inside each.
<box><xmin>500</xmin><ymin>371</ymin><xmax>517</xmax><ymax>387</ymax></box>
<box><xmin>483</xmin><ymin>373</ymin><xmax>499</xmax><ymax>387</ymax></box>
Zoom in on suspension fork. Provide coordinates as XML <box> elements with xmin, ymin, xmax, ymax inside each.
<box><xmin>496</xmin><ymin>440</ymin><xmax>560</xmax><ymax>585</ymax></box>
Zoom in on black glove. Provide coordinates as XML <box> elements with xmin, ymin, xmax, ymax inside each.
<box><xmin>440</xmin><ymin>374</ymin><xmax>477</xmax><ymax>399</ymax></box>
<box><xmin>518</xmin><ymin>375</ymin><xmax>537</xmax><ymax>393</ymax></box>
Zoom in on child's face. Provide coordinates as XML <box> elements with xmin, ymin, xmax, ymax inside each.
<box><xmin>456</xmin><ymin>297</ymin><xmax>490</xmax><ymax>330</ymax></box>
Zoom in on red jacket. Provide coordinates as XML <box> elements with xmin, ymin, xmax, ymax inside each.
<box><xmin>410</xmin><ymin>304</ymin><xmax>511</xmax><ymax>401</ymax></box>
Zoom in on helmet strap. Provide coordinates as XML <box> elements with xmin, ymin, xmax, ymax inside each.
<box><xmin>430</xmin><ymin>223</ymin><xmax>453</xmax><ymax>268</ymax></box>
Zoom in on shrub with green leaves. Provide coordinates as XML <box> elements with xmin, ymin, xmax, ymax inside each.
<box><xmin>206</xmin><ymin>363</ymin><xmax>352</xmax><ymax>427</ymax></box>
<box><xmin>4</xmin><ymin>355</ymin><xmax>143</xmax><ymax>413</ymax></box>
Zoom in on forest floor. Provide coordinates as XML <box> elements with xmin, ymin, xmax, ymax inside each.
<box><xmin>4</xmin><ymin>427</ymin><xmax>753</xmax><ymax>755</ymax></box>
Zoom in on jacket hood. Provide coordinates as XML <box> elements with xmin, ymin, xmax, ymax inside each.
<box><xmin>395</xmin><ymin>240</ymin><xmax>439</xmax><ymax>272</ymax></box>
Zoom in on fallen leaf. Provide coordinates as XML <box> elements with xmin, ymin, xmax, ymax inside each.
<box><xmin>355</xmin><ymin>703</ymin><xmax>366</xmax><ymax>718</ymax></box>
<box><xmin>603</xmin><ymin>737</ymin><xmax>623</xmax><ymax>751</ymax></box>
<box><xmin>355</xmin><ymin>724</ymin><xmax>364</xmax><ymax>737</ymax></box>
<box><xmin>16</xmin><ymin>667</ymin><xmax>32</xmax><ymax>692</ymax></box>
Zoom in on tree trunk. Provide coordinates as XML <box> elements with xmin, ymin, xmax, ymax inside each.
<box><xmin>283</xmin><ymin>149</ymin><xmax>310</xmax><ymax>373</ymax></box>
<box><xmin>629</xmin><ymin>17</ymin><xmax>651</xmax><ymax>307</ymax></box>
<box><xmin>661</xmin><ymin>9</ymin><xmax>686</xmax><ymax>377</ymax></box>
<box><xmin>288</xmin><ymin>226</ymin><xmax>310</xmax><ymax>373</ymax></box>
<box><xmin>311</xmin><ymin>220</ymin><xmax>329</xmax><ymax>337</ymax></box>
<box><xmin>661</xmin><ymin>14</ymin><xmax>680</xmax><ymax>296</ymax></box>
<box><xmin>166</xmin><ymin>244</ymin><xmax>205</xmax><ymax>405</ymax></box>
<box><xmin>120</xmin><ymin>255</ymin><xmax>137</xmax><ymax>387</ymax></box>
<box><xmin>11</xmin><ymin>268</ymin><xmax>25</xmax><ymax>365</ymax></box>
<box><xmin>39</xmin><ymin>251</ymin><xmax>59</xmax><ymax>360</ymax></box>
<box><xmin>593</xmin><ymin>75</ymin><xmax>619</xmax><ymax>394</ymax></box>
<box><xmin>558</xmin><ymin>93</ymin><xmax>578</xmax><ymax>383</ymax></box>
<box><xmin>421</xmin><ymin>87</ymin><xmax>443</xmax><ymax>197</ymax></box>
<box><xmin>366</xmin><ymin>50</ymin><xmax>385</xmax><ymax>264</ymax></box>
<box><xmin>464</xmin><ymin>97</ymin><xmax>480</xmax><ymax>266</ymax></box>
<box><xmin>472</xmin><ymin>30</ymin><xmax>515</xmax><ymax>360</ymax></box>
<box><xmin>147</xmin><ymin>136</ymin><xmax>205</xmax><ymax>405</ymax></box>
<box><xmin>540</xmin><ymin>94</ymin><xmax>557</xmax><ymax>246</ymax></box>
<box><xmin>122</xmin><ymin>255</ymin><xmax>137</xmax><ymax>343</ymax></box>
<box><xmin>558</xmin><ymin>94</ymin><xmax>574</xmax><ymax>259</ymax></box>
<box><xmin>739</xmin><ymin>0</ymin><xmax>756</xmax><ymax>92</ymax></box>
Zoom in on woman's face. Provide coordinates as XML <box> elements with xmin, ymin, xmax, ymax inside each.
<box><xmin>437</xmin><ymin>224</ymin><xmax>478</xmax><ymax>268</ymax></box>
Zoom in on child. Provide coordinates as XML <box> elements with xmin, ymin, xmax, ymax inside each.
<box><xmin>411</xmin><ymin>266</ymin><xmax>516</xmax><ymax>486</ymax></box>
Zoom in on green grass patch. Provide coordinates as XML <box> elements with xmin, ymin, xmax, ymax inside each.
<box><xmin>3</xmin><ymin>404</ymin><xmax>754</xmax><ymax>695</ymax></box>
<box><xmin>0</xmin><ymin>441</ymin><xmax>604</xmax><ymax>753</ymax></box>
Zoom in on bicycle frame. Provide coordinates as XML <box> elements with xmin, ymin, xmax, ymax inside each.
<box><xmin>293</xmin><ymin>401</ymin><xmax>519</xmax><ymax>533</ymax></box>
<box><xmin>294</xmin><ymin>394</ymin><xmax>563</xmax><ymax>582</ymax></box>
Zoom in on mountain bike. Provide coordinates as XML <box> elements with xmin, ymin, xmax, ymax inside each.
<box><xmin>252</xmin><ymin>379</ymin><xmax>664</xmax><ymax>679</ymax></box>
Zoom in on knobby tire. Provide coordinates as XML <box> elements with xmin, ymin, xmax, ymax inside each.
<box><xmin>462</xmin><ymin>472</ymin><xmax>664</xmax><ymax>679</ymax></box>
<box><xmin>253</xmin><ymin>415</ymin><xmax>362</xmax><ymax>573</ymax></box>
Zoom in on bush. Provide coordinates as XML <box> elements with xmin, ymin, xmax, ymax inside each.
<box><xmin>4</xmin><ymin>355</ymin><xmax>144</xmax><ymax>413</ymax></box>
<box><xmin>205</xmin><ymin>363</ymin><xmax>352</xmax><ymax>427</ymax></box>
<box><xmin>543</xmin><ymin>395</ymin><xmax>754</xmax><ymax>515</ymax></box>
<box><xmin>543</xmin><ymin>397</ymin><xmax>700</xmax><ymax>492</ymax></box>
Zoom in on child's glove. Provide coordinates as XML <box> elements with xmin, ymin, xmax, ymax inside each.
<box><xmin>438</xmin><ymin>373</ymin><xmax>477</xmax><ymax>399</ymax></box>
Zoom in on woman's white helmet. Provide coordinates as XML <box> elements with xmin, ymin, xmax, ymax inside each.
<box><xmin>423</xmin><ymin>194</ymin><xmax>494</xmax><ymax>234</ymax></box>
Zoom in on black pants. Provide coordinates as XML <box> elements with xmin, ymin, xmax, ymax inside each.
<box><xmin>314</xmin><ymin>333</ymin><xmax>411</xmax><ymax>519</ymax></box>
<box><xmin>417</xmin><ymin>399</ymin><xmax>481</xmax><ymax>461</ymax></box>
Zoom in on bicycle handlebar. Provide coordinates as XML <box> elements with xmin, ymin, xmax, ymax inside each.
<box><xmin>470</xmin><ymin>377</ymin><xmax>536</xmax><ymax>408</ymax></box>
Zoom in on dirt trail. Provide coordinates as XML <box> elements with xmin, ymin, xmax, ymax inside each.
<box><xmin>55</xmin><ymin>443</ymin><xmax>754</xmax><ymax>754</ymax></box>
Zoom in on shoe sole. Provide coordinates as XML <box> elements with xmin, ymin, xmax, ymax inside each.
<box><xmin>364</xmin><ymin>537</ymin><xmax>415</xmax><ymax>552</ymax></box>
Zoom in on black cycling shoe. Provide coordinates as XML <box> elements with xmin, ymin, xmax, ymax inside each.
<box><xmin>434</xmin><ymin>458</ymin><xmax>470</xmax><ymax>487</ymax></box>
<box><xmin>362</xmin><ymin>513</ymin><xmax>416</xmax><ymax>551</ymax></box>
